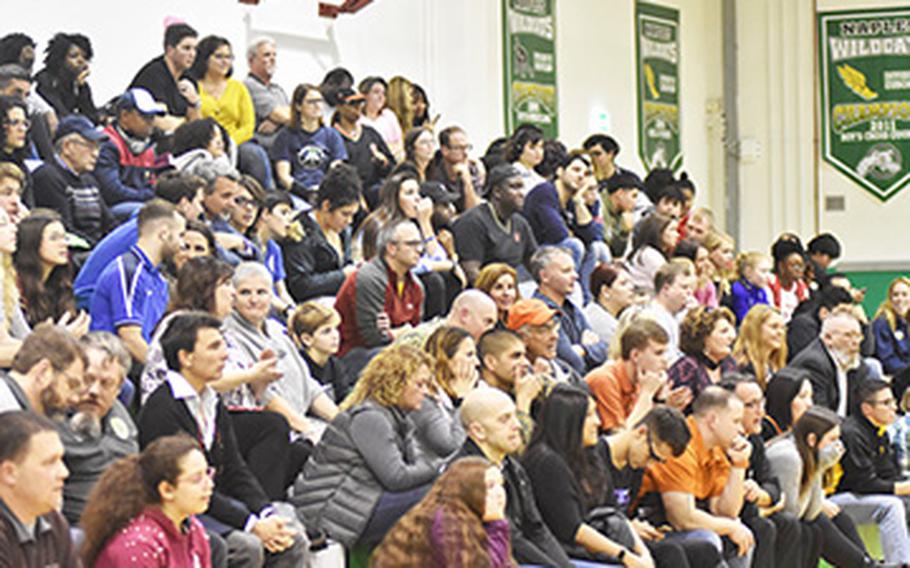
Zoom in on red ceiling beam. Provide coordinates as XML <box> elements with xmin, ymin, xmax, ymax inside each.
<box><xmin>319</xmin><ymin>0</ymin><xmax>373</xmax><ymax>18</ymax></box>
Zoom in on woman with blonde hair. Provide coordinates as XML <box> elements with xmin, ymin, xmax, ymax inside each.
<box><xmin>0</xmin><ymin>207</ymin><xmax>27</xmax><ymax>366</ymax></box>
<box><xmin>295</xmin><ymin>343</ymin><xmax>441</xmax><ymax>547</ymax></box>
<box><xmin>873</xmin><ymin>276</ymin><xmax>910</xmax><ymax>380</ymax></box>
<box><xmin>372</xmin><ymin>456</ymin><xmax>514</xmax><ymax>567</ymax></box>
<box><xmin>475</xmin><ymin>263</ymin><xmax>520</xmax><ymax>327</ymax></box>
<box><xmin>733</xmin><ymin>304</ymin><xmax>787</xmax><ymax>389</ymax></box>
<box><xmin>704</xmin><ymin>230</ymin><xmax>736</xmax><ymax>303</ymax></box>
<box><xmin>386</xmin><ymin>75</ymin><xmax>415</xmax><ymax>135</ymax></box>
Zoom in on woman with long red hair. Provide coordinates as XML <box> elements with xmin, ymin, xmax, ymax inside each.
<box><xmin>371</xmin><ymin>456</ymin><xmax>515</xmax><ymax>567</ymax></box>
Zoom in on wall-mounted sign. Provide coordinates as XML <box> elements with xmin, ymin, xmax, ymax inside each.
<box><xmin>502</xmin><ymin>0</ymin><xmax>558</xmax><ymax>138</ymax></box>
<box><xmin>819</xmin><ymin>7</ymin><xmax>910</xmax><ymax>201</ymax></box>
<box><xmin>635</xmin><ymin>1</ymin><xmax>681</xmax><ymax>172</ymax></box>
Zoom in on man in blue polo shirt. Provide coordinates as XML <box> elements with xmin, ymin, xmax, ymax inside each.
<box><xmin>73</xmin><ymin>170</ymin><xmax>204</xmax><ymax>309</ymax></box>
<box><xmin>89</xmin><ymin>199</ymin><xmax>185</xmax><ymax>365</ymax></box>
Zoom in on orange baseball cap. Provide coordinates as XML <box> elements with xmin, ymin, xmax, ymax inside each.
<box><xmin>507</xmin><ymin>298</ymin><xmax>558</xmax><ymax>330</ymax></box>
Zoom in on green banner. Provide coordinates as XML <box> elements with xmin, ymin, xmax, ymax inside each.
<box><xmin>819</xmin><ymin>8</ymin><xmax>910</xmax><ymax>202</ymax></box>
<box><xmin>635</xmin><ymin>2</ymin><xmax>681</xmax><ymax>172</ymax></box>
<box><xmin>502</xmin><ymin>0</ymin><xmax>558</xmax><ymax>138</ymax></box>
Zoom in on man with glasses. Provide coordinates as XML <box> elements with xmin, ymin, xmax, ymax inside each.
<box><xmin>0</xmin><ymin>322</ymin><xmax>86</xmax><ymax>416</ymax></box>
<box><xmin>335</xmin><ymin>219</ymin><xmax>424</xmax><ymax>374</ymax></box>
<box><xmin>602</xmin><ymin>406</ymin><xmax>724</xmax><ymax>566</ymax></box>
<box><xmin>331</xmin><ymin>87</ymin><xmax>393</xmax><ymax>201</ymax></box>
<box><xmin>506</xmin><ymin>298</ymin><xmax>583</xmax><ymax>385</ymax></box>
<box><xmin>722</xmin><ymin>373</ymin><xmax>801</xmax><ymax>568</ymax></box>
<box><xmin>32</xmin><ymin>115</ymin><xmax>113</xmax><ymax>247</ymax></box>
<box><xmin>787</xmin><ymin>306</ymin><xmax>876</xmax><ymax>415</ymax></box>
<box><xmin>58</xmin><ymin>332</ymin><xmax>137</xmax><ymax>525</ymax></box>
<box><xmin>426</xmin><ymin>125</ymin><xmax>484</xmax><ymax>213</ymax></box>
<box><xmin>94</xmin><ymin>88</ymin><xmax>165</xmax><ymax>220</ymax></box>
<box><xmin>833</xmin><ymin>378</ymin><xmax>910</xmax><ymax>563</ymax></box>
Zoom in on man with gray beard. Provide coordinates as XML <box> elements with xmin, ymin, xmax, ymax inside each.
<box><xmin>57</xmin><ymin>332</ymin><xmax>137</xmax><ymax>524</ymax></box>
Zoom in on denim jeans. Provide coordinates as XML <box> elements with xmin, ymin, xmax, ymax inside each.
<box><xmin>830</xmin><ymin>491</ymin><xmax>910</xmax><ymax>563</ymax></box>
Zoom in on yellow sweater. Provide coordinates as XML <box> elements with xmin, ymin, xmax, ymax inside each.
<box><xmin>198</xmin><ymin>78</ymin><xmax>255</xmax><ymax>145</ymax></box>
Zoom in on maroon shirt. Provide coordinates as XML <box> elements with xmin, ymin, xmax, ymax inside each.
<box><xmin>336</xmin><ymin>257</ymin><xmax>424</xmax><ymax>356</ymax></box>
<box><xmin>95</xmin><ymin>506</ymin><xmax>211</xmax><ymax>568</ymax></box>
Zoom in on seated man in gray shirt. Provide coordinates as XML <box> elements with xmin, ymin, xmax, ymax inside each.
<box><xmin>244</xmin><ymin>37</ymin><xmax>290</xmax><ymax>152</ymax></box>
<box><xmin>58</xmin><ymin>332</ymin><xmax>138</xmax><ymax>524</ymax></box>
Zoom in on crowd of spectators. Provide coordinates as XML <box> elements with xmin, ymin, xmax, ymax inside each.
<box><xmin>1</xmin><ymin>20</ymin><xmax>910</xmax><ymax>568</ymax></box>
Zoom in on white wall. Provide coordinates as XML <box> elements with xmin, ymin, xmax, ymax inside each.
<box><xmin>11</xmin><ymin>0</ymin><xmax>725</xmax><ymax>213</ymax></box>
<box><xmin>735</xmin><ymin>0</ymin><xmax>910</xmax><ymax>265</ymax></box>
<box><xmin>816</xmin><ymin>0</ymin><xmax>910</xmax><ymax>267</ymax></box>
<box><xmin>556</xmin><ymin>0</ymin><xmax>725</xmax><ymax>222</ymax></box>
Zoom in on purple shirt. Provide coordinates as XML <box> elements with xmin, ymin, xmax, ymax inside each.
<box><xmin>430</xmin><ymin>508</ymin><xmax>513</xmax><ymax>567</ymax></box>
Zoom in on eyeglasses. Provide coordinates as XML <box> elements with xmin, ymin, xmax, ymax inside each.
<box><xmin>393</xmin><ymin>239</ymin><xmax>425</xmax><ymax>251</ymax></box>
<box><xmin>56</xmin><ymin>368</ymin><xmax>85</xmax><ymax>393</ymax></box>
<box><xmin>179</xmin><ymin>466</ymin><xmax>217</xmax><ymax>486</ymax></box>
<box><xmin>447</xmin><ymin>144</ymin><xmax>473</xmax><ymax>152</ymax></box>
<box><xmin>71</xmin><ymin>138</ymin><xmax>100</xmax><ymax>153</ymax></box>
<box><xmin>6</xmin><ymin>118</ymin><xmax>29</xmax><ymax>129</ymax></box>
<box><xmin>647</xmin><ymin>433</ymin><xmax>666</xmax><ymax>464</ymax></box>
<box><xmin>234</xmin><ymin>196</ymin><xmax>258</xmax><ymax>208</ymax></box>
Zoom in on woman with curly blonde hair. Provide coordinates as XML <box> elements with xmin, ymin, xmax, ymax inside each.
<box><xmin>668</xmin><ymin>305</ymin><xmax>738</xmax><ymax>412</ymax></box>
<box><xmin>733</xmin><ymin>304</ymin><xmax>787</xmax><ymax>389</ymax></box>
<box><xmin>372</xmin><ymin>456</ymin><xmax>514</xmax><ymax>567</ymax></box>
<box><xmin>297</xmin><ymin>344</ymin><xmax>442</xmax><ymax>547</ymax></box>
<box><xmin>475</xmin><ymin>263</ymin><xmax>520</xmax><ymax>328</ymax></box>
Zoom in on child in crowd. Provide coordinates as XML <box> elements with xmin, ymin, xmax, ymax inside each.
<box><xmin>291</xmin><ymin>301</ymin><xmax>350</xmax><ymax>402</ymax></box>
<box><xmin>254</xmin><ymin>192</ymin><xmax>297</xmax><ymax>315</ymax></box>
<box><xmin>729</xmin><ymin>251</ymin><xmax>772</xmax><ymax>324</ymax></box>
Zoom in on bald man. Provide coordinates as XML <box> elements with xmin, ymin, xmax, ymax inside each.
<box><xmin>397</xmin><ymin>289</ymin><xmax>498</xmax><ymax>348</ymax></box>
<box><xmin>453</xmin><ymin>388</ymin><xmax>572</xmax><ymax>567</ymax></box>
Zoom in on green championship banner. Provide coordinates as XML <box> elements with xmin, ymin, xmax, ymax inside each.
<box><xmin>635</xmin><ymin>2</ymin><xmax>681</xmax><ymax>172</ymax></box>
<box><xmin>819</xmin><ymin>8</ymin><xmax>910</xmax><ymax>202</ymax></box>
<box><xmin>502</xmin><ymin>0</ymin><xmax>558</xmax><ymax>138</ymax></box>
